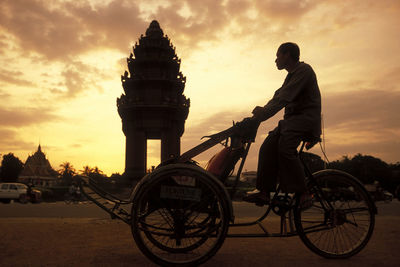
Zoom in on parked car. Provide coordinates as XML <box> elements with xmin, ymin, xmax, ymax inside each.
<box><xmin>0</xmin><ymin>183</ymin><xmax>41</xmax><ymax>203</ymax></box>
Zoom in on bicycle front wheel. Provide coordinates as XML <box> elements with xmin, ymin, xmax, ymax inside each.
<box><xmin>131</xmin><ymin>164</ymin><xmax>230</xmax><ymax>266</ymax></box>
<box><xmin>294</xmin><ymin>169</ymin><xmax>375</xmax><ymax>258</ymax></box>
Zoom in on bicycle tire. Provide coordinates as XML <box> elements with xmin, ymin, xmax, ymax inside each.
<box><xmin>131</xmin><ymin>164</ymin><xmax>230</xmax><ymax>266</ymax></box>
<box><xmin>294</xmin><ymin>169</ymin><xmax>375</xmax><ymax>258</ymax></box>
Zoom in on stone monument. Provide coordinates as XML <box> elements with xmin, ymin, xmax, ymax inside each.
<box><xmin>117</xmin><ymin>20</ymin><xmax>190</xmax><ymax>182</ymax></box>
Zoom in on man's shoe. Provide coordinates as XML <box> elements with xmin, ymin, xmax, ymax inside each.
<box><xmin>243</xmin><ymin>191</ymin><xmax>270</xmax><ymax>206</ymax></box>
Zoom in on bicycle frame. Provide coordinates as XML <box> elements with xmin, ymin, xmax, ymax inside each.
<box><xmin>176</xmin><ymin>123</ymin><xmax>346</xmax><ymax>238</ymax></box>
<box><xmin>79</xmin><ymin>118</ymin><xmax>323</xmax><ymax>237</ymax></box>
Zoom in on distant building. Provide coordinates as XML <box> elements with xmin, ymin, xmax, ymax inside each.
<box><xmin>19</xmin><ymin>145</ymin><xmax>58</xmax><ymax>187</ymax></box>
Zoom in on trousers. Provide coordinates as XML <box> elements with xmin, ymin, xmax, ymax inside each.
<box><xmin>256</xmin><ymin>127</ymin><xmax>307</xmax><ymax>193</ymax></box>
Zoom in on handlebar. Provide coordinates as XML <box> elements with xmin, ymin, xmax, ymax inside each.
<box><xmin>231</xmin><ymin>116</ymin><xmax>261</xmax><ymax>142</ymax></box>
<box><xmin>178</xmin><ymin>117</ymin><xmax>261</xmax><ymax>163</ymax></box>
<box><xmin>201</xmin><ymin>116</ymin><xmax>261</xmax><ymax>142</ymax></box>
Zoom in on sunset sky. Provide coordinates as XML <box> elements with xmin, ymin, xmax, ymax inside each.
<box><xmin>1</xmin><ymin>0</ymin><xmax>399</xmax><ymax>175</ymax></box>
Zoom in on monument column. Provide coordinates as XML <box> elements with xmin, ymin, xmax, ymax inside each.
<box><xmin>125</xmin><ymin>129</ymin><xmax>147</xmax><ymax>178</ymax></box>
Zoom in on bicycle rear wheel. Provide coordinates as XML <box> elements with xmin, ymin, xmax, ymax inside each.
<box><xmin>131</xmin><ymin>164</ymin><xmax>230</xmax><ymax>266</ymax></box>
<box><xmin>294</xmin><ymin>170</ymin><xmax>375</xmax><ymax>258</ymax></box>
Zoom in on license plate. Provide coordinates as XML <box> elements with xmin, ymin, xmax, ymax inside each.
<box><xmin>160</xmin><ymin>186</ymin><xmax>201</xmax><ymax>202</ymax></box>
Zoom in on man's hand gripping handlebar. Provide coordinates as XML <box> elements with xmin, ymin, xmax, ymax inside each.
<box><xmin>233</xmin><ymin>116</ymin><xmax>261</xmax><ymax>143</ymax></box>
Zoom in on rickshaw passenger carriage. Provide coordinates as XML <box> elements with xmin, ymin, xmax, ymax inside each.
<box><xmin>78</xmin><ymin>117</ymin><xmax>376</xmax><ymax>266</ymax></box>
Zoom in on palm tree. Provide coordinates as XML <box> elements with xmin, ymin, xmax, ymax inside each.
<box><xmin>92</xmin><ymin>166</ymin><xmax>104</xmax><ymax>176</ymax></box>
<box><xmin>80</xmin><ymin>165</ymin><xmax>93</xmax><ymax>177</ymax></box>
<box><xmin>59</xmin><ymin>162</ymin><xmax>76</xmax><ymax>185</ymax></box>
<box><xmin>59</xmin><ymin>162</ymin><xmax>75</xmax><ymax>176</ymax></box>
<box><xmin>88</xmin><ymin>166</ymin><xmax>106</xmax><ymax>183</ymax></box>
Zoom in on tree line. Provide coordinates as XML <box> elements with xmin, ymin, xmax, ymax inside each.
<box><xmin>301</xmin><ymin>152</ymin><xmax>400</xmax><ymax>194</ymax></box>
<box><xmin>1</xmin><ymin>151</ymin><xmax>400</xmax><ymax>193</ymax></box>
<box><xmin>0</xmin><ymin>152</ymin><xmax>121</xmax><ymax>185</ymax></box>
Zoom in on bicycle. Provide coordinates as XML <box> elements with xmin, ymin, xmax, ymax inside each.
<box><xmin>79</xmin><ymin>117</ymin><xmax>376</xmax><ymax>266</ymax></box>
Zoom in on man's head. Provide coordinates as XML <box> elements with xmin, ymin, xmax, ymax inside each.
<box><xmin>275</xmin><ymin>42</ymin><xmax>300</xmax><ymax>70</ymax></box>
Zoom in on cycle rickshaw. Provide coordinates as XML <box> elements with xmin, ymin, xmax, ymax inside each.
<box><xmin>78</xmin><ymin>117</ymin><xmax>376</xmax><ymax>266</ymax></box>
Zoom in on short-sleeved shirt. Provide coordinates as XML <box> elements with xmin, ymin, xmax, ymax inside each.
<box><xmin>263</xmin><ymin>62</ymin><xmax>321</xmax><ymax>138</ymax></box>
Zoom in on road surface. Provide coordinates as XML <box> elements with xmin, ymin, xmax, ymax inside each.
<box><xmin>0</xmin><ymin>201</ymin><xmax>399</xmax><ymax>266</ymax></box>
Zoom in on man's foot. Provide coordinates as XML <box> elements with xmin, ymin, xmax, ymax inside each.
<box><xmin>243</xmin><ymin>190</ymin><xmax>270</xmax><ymax>206</ymax></box>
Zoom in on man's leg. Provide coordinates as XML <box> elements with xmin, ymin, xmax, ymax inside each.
<box><xmin>277</xmin><ymin>133</ymin><xmax>306</xmax><ymax>193</ymax></box>
<box><xmin>256</xmin><ymin>132</ymin><xmax>280</xmax><ymax>192</ymax></box>
<box><xmin>243</xmin><ymin>130</ymin><xmax>280</xmax><ymax>205</ymax></box>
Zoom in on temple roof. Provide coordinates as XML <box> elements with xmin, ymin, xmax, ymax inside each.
<box><xmin>19</xmin><ymin>144</ymin><xmax>57</xmax><ymax>178</ymax></box>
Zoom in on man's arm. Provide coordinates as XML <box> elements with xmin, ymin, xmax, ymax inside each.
<box><xmin>253</xmin><ymin>96</ymin><xmax>287</xmax><ymax>121</ymax></box>
<box><xmin>253</xmin><ymin>63</ymin><xmax>313</xmax><ymax>121</ymax></box>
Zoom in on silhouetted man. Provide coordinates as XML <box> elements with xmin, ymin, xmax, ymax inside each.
<box><xmin>244</xmin><ymin>42</ymin><xmax>321</xmax><ymax>205</ymax></box>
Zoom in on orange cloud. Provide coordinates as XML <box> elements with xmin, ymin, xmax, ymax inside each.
<box><xmin>0</xmin><ymin>128</ymin><xmax>36</xmax><ymax>153</ymax></box>
<box><xmin>324</xmin><ymin>90</ymin><xmax>400</xmax><ymax>132</ymax></box>
<box><xmin>0</xmin><ymin>69</ymin><xmax>35</xmax><ymax>87</ymax></box>
<box><xmin>2</xmin><ymin>0</ymin><xmax>399</xmax><ymax>61</ymax></box>
<box><xmin>0</xmin><ymin>106</ymin><xmax>60</xmax><ymax>127</ymax></box>
<box><xmin>0</xmin><ymin>0</ymin><xmax>145</xmax><ymax>60</ymax></box>
<box><xmin>0</xmin><ymin>0</ymin><xmax>323</xmax><ymax>60</ymax></box>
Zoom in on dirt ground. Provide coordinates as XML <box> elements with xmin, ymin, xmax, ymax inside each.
<box><xmin>0</xmin><ymin>214</ymin><xmax>399</xmax><ymax>267</ymax></box>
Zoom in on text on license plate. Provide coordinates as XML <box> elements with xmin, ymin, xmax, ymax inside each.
<box><xmin>160</xmin><ymin>186</ymin><xmax>201</xmax><ymax>202</ymax></box>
